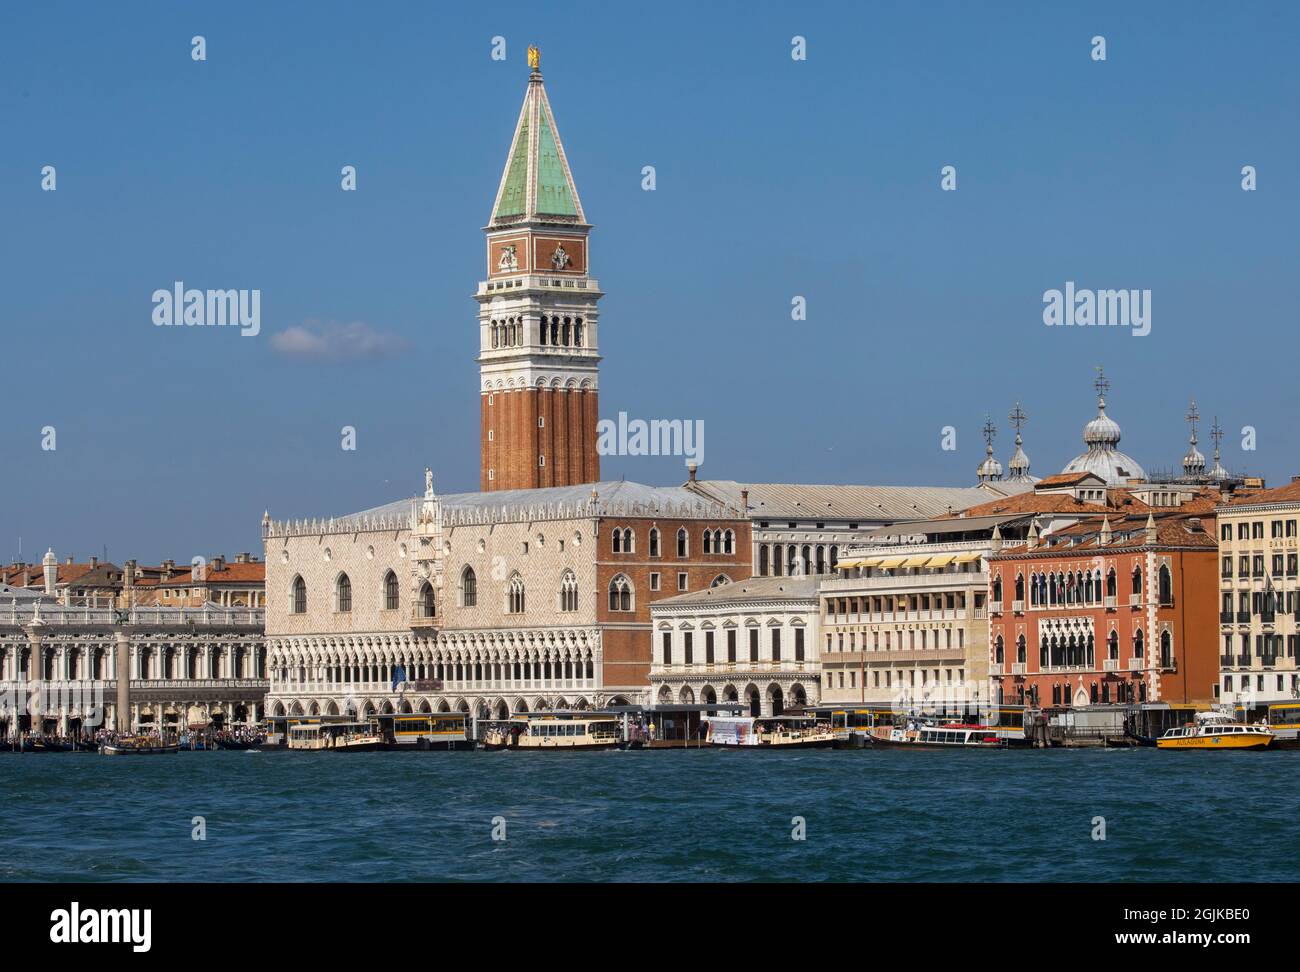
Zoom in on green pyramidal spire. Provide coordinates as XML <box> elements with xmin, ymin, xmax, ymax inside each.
<box><xmin>490</xmin><ymin>56</ymin><xmax>585</xmax><ymax>226</ymax></box>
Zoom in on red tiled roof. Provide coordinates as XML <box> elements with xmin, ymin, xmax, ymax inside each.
<box><xmin>1223</xmin><ymin>479</ymin><xmax>1300</xmax><ymax>507</ymax></box>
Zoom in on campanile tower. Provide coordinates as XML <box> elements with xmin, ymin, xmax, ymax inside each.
<box><xmin>478</xmin><ymin>48</ymin><xmax>602</xmax><ymax>491</ymax></box>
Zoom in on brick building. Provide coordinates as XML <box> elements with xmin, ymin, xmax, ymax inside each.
<box><xmin>478</xmin><ymin>52</ymin><xmax>601</xmax><ymax>491</ymax></box>
<box><xmin>988</xmin><ymin>508</ymin><xmax>1221</xmax><ymax>708</ymax></box>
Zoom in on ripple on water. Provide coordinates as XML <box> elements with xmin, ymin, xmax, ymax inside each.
<box><xmin>4</xmin><ymin>749</ymin><xmax>1300</xmax><ymax>881</ymax></box>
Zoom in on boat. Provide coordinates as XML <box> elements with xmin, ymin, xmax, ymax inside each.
<box><xmin>704</xmin><ymin>715</ymin><xmax>836</xmax><ymax>748</ymax></box>
<box><xmin>100</xmin><ymin>736</ymin><xmax>181</xmax><ymax>755</ymax></box>
<box><xmin>1156</xmin><ymin>713</ymin><xmax>1274</xmax><ymax>750</ymax></box>
<box><xmin>486</xmin><ymin>712</ymin><xmax>622</xmax><ymax>751</ymax></box>
<box><xmin>286</xmin><ymin>721</ymin><xmax>385</xmax><ymax>752</ymax></box>
<box><xmin>866</xmin><ymin>721</ymin><xmax>1005</xmax><ymax>749</ymax></box>
<box><xmin>374</xmin><ymin>712</ymin><xmax>473</xmax><ymax>751</ymax></box>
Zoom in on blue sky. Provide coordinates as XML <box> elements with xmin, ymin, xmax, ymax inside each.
<box><xmin>2</xmin><ymin>1</ymin><xmax>1297</xmax><ymax>563</ymax></box>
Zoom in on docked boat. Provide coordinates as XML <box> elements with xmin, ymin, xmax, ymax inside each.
<box><xmin>100</xmin><ymin>736</ymin><xmax>180</xmax><ymax>756</ymax></box>
<box><xmin>1156</xmin><ymin>713</ymin><xmax>1273</xmax><ymax>750</ymax></box>
<box><xmin>867</xmin><ymin>722</ymin><xmax>1004</xmax><ymax>749</ymax></box>
<box><xmin>375</xmin><ymin>712</ymin><xmax>473</xmax><ymax>751</ymax></box>
<box><xmin>484</xmin><ymin>712</ymin><xmax>621</xmax><ymax>751</ymax></box>
<box><xmin>704</xmin><ymin>715</ymin><xmax>836</xmax><ymax>748</ymax></box>
<box><xmin>287</xmin><ymin>721</ymin><xmax>385</xmax><ymax>752</ymax></box>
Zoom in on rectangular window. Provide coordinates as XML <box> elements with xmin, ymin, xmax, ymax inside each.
<box><xmin>772</xmin><ymin>629</ymin><xmax>782</xmax><ymax>662</ymax></box>
<box><xmin>649</xmin><ymin>572</ymin><xmax>660</xmax><ymax>591</ymax></box>
<box><xmin>749</xmin><ymin>628</ymin><xmax>759</xmax><ymax>662</ymax></box>
<box><xmin>684</xmin><ymin>632</ymin><xmax>693</xmax><ymax>665</ymax></box>
<box><xmin>795</xmin><ymin>628</ymin><xmax>805</xmax><ymax>661</ymax></box>
<box><xmin>661</xmin><ymin>632</ymin><xmax>672</xmax><ymax>665</ymax></box>
<box><xmin>727</xmin><ymin>629</ymin><xmax>737</xmax><ymax>663</ymax></box>
<box><xmin>705</xmin><ymin>631</ymin><xmax>715</xmax><ymax>664</ymax></box>
<box><xmin>677</xmin><ymin>572</ymin><xmax>688</xmax><ymax>591</ymax></box>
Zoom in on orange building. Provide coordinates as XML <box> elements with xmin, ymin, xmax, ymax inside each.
<box><xmin>988</xmin><ymin>511</ymin><xmax>1220</xmax><ymax>707</ymax></box>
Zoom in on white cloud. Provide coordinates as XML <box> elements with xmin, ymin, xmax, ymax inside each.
<box><xmin>270</xmin><ymin>319</ymin><xmax>410</xmax><ymax>362</ymax></box>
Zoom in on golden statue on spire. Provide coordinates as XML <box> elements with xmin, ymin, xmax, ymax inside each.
<box><xmin>527</xmin><ymin>45</ymin><xmax>540</xmax><ymax>71</ymax></box>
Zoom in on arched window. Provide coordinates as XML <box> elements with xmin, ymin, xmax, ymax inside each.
<box><xmin>335</xmin><ymin>574</ymin><xmax>351</xmax><ymax>613</ymax></box>
<box><xmin>1016</xmin><ymin>635</ymin><xmax>1026</xmax><ymax>664</ymax></box>
<box><xmin>1158</xmin><ymin>565</ymin><xmax>1172</xmax><ymax>605</ymax></box>
<box><xmin>1133</xmin><ymin>628</ymin><xmax>1144</xmax><ymax>659</ymax></box>
<box><xmin>1014</xmin><ymin>574</ymin><xmax>1025</xmax><ymax>602</ymax></box>
<box><xmin>461</xmin><ymin>566</ymin><xmax>477</xmax><ymax>607</ymax></box>
<box><xmin>1160</xmin><ymin>630</ymin><xmax>1173</xmax><ymax>668</ymax></box>
<box><xmin>991</xmin><ymin>576</ymin><xmax>1003</xmax><ymax>604</ymax></box>
<box><xmin>560</xmin><ymin>570</ymin><xmax>578</xmax><ymax>612</ymax></box>
<box><xmin>573</xmin><ymin>318</ymin><xmax>583</xmax><ymax>347</ymax></box>
<box><xmin>612</xmin><ymin>529</ymin><xmax>623</xmax><ymax>553</ymax></box>
<box><xmin>677</xmin><ymin>528</ymin><xmax>688</xmax><ymax>557</ymax></box>
<box><xmin>507</xmin><ymin>573</ymin><xmax>526</xmax><ymax>614</ymax></box>
<box><xmin>620</xmin><ymin>528</ymin><xmax>633</xmax><ymax>552</ymax></box>
<box><xmin>1132</xmin><ymin>566</ymin><xmax>1143</xmax><ymax>595</ymax></box>
<box><xmin>1106</xmin><ymin>568</ymin><xmax>1117</xmax><ymax>599</ymax></box>
<box><xmin>608</xmin><ymin>574</ymin><xmax>633</xmax><ymax>612</ymax></box>
<box><xmin>383</xmin><ymin>570</ymin><xmax>399</xmax><ymax>611</ymax></box>
<box><xmin>290</xmin><ymin>575</ymin><xmax>306</xmax><ymax>614</ymax></box>
<box><xmin>649</xmin><ymin>528</ymin><xmax>660</xmax><ymax>558</ymax></box>
<box><xmin>702</xmin><ymin>530</ymin><xmax>713</xmax><ymax>554</ymax></box>
<box><xmin>710</xmin><ymin>574</ymin><xmax>731</xmax><ymax>588</ymax></box>
<box><xmin>419</xmin><ymin>581</ymin><xmax>435</xmax><ymax>618</ymax></box>
<box><xmin>1108</xmin><ymin>630</ymin><xmax>1119</xmax><ymax>659</ymax></box>
<box><xmin>994</xmin><ymin>635</ymin><xmax>1004</xmax><ymax>663</ymax></box>
<box><xmin>724</xmin><ymin>529</ymin><xmax>735</xmax><ymax>555</ymax></box>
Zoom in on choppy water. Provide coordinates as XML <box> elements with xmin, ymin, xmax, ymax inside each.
<box><xmin>2</xmin><ymin>748</ymin><xmax>1297</xmax><ymax>882</ymax></box>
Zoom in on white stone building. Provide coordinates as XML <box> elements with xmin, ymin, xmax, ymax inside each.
<box><xmin>649</xmin><ymin>575</ymin><xmax>820</xmax><ymax>716</ymax></box>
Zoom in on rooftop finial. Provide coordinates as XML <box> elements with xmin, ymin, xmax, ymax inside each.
<box><xmin>1094</xmin><ymin>365</ymin><xmax>1110</xmax><ymax>408</ymax></box>
<box><xmin>977</xmin><ymin>416</ymin><xmax>1003</xmax><ymax>482</ymax></box>
<box><xmin>528</xmin><ymin>45</ymin><xmax>540</xmax><ymax>72</ymax></box>
<box><xmin>1185</xmin><ymin>398</ymin><xmax>1200</xmax><ymax>445</ymax></box>
<box><xmin>1007</xmin><ymin>401</ymin><xmax>1031</xmax><ymax>480</ymax></box>
<box><xmin>1183</xmin><ymin>397</ymin><xmax>1206</xmax><ymax>476</ymax></box>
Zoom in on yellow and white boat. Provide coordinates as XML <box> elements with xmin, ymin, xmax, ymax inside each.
<box><xmin>1156</xmin><ymin>713</ymin><xmax>1274</xmax><ymax>750</ymax></box>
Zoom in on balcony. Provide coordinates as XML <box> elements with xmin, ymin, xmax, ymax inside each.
<box><xmin>990</xmin><ymin>601</ymin><xmax>1003</xmax><ymax>614</ymax></box>
<box><xmin>409</xmin><ymin>611</ymin><xmax>439</xmax><ymax>630</ymax></box>
<box><xmin>1236</xmin><ymin>655</ymin><xmax>1252</xmax><ymax>667</ymax></box>
<box><xmin>1011</xmin><ymin>600</ymin><xmax>1024</xmax><ymax>613</ymax></box>
<box><xmin>1126</xmin><ymin>657</ymin><xmax>1145</xmax><ymax>671</ymax></box>
<box><xmin>1220</xmin><ymin>654</ymin><xmax>1235</xmax><ymax>668</ymax></box>
<box><xmin>1220</xmin><ymin>611</ymin><xmax>1234</xmax><ymax>624</ymax></box>
<box><xmin>1010</xmin><ymin>662</ymin><xmax>1027</xmax><ymax>675</ymax></box>
<box><xmin>1102</xmin><ymin>658</ymin><xmax>1120</xmax><ymax>672</ymax></box>
<box><xmin>1237</xmin><ymin>611</ymin><xmax>1251</xmax><ymax>623</ymax></box>
<box><xmin>1129</xmin><ymin>594</ymin><xmax>1141</xmax><ymax>607</ymax></box>
<box><xmin>1104</xmin><ymin>596</ymin><xmax>1117</xmax><ymax>609</ymax></box>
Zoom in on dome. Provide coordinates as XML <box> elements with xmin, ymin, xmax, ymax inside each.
<box><xmin>1183</xmin><ymin>443</ymin><xmax>1206</xmax><ymax>476</ymax></box>
<box><xmin>977</xmin><ymin>454</ymin><xmax>1003</xmax><ymax>481</ymax></box>
<box><xmin>1083</xmin><ymin>413</ymin><xmax>1122</xmax><ymax>445</ymax></box>
<box><xmin>1061</xmin><ymin>380</ymin><xmax>1146</xmax><ymax>486</ymax></box>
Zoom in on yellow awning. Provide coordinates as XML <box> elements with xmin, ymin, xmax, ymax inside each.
<box><xmin>901</xmin><ymin>555</ymin><xmax>930</xmax><ymax>567</ymax></box>
<box><xmin>836</xmin><ymin>558</ymin><xmax>866</xmax><ymax>569</ymax></box>
<box><xmin>860</xmin><ymin>557</ymin><xmax>883</xmax><ymax>568</ymax></box>
<box><xmin>926</xmin><ymin>554</ymin><xmax>956</xmax><ymax>567</ymax></box>
<box><xmin>877</xmin><ymin>556</ymin><xmax>907</xmax><ymax>569</ymax></box>
<box><xmin>953</xmin><ymin>552</ymin><xmax>983</xmax><ymax>563</ymax></box>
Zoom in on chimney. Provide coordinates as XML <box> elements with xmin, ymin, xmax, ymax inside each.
<box><xmin>64</xmin><ymin>556</ymin><xmax>73</xmax><ymax>566</ymax></box>
<box><xmin>42</xmin><ymin>548</ymin><xmax>57</xmax><ymax>595</ymax></box>
<box><xmin>236</xmin><ymin>552</ymin><xmax>250</xmax><ymax>564</ymax></box>
<box><xmin>211</xmin><ymin>555</ymin><xmax>226</xmax><ymax>572</ymax></box>
<box><xmin>739</xmin><ymin>488</ymin><xmax>749</xmax><ymax>513</ymax></box>
<box><xmin>89</xmin><ymin>556</ymin><xmax>98</xmax><ymax>569</ymax></box>
<box><xmin>124</xmin><ymin>559</ymin><xmax>137</xmax><ymax>587</ymax></box>
<box><xmin>686</xmin><ymin>462</ymin><xmax>698</xmax><ymax>483</ymax></box>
